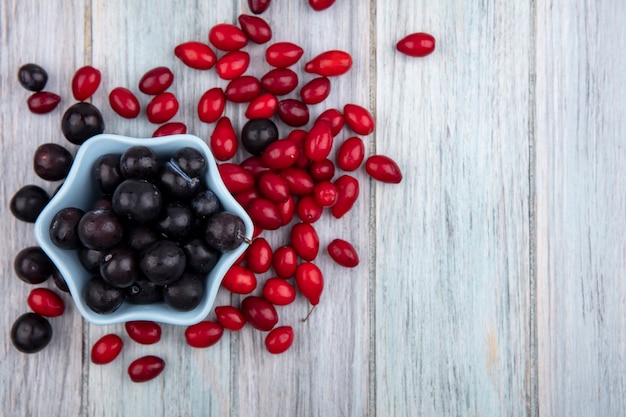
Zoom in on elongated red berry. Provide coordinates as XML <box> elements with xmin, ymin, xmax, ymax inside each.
<box><xmin>128</xmin><ymin>355</ymin><xmax>165</xmax><ymax>383</ymax></box>
<box><xmin>365</xmin><ymin>155</ymin><xmax>403</xmax><ymax>183</ymax></box>
<box><xmin>263</xmin><ymin>278</ymin><xmax>296</xmax><ymax>305</ymax></box>
<box><xmin>174</xmin><ymin>41</ymin><xmax>217</xmax><ymax>70</ymax></box>
<box><xmin>336</xmin><ymin>136</ymin><xmax>365</xmax><ymax>171</ymax></box>
<box><xmin>327</xmin><ymin>239</ymin><xmax>359</xmax><ymax>267</ymax></box>
<box><xmin>185</xmin><ymin>321</ymin><xmax>224</xmax><ymax>348</ymax></box>
<box><xmin>216</xmin><ymin>51</ymin><xmax>250</xmax><ymax>80</ymax></box>
<box><xmin>72</xmin><ymin>65</ymin><xmax>101</xmax><ymax>101</ymax></box>
<box><xmin>247</xmin><ymin>198</ymin><xmax>283</xmax><ymax>230</ymax></box>
<box><xmin>261</xmin><ymin>68</ymin><xmax>299</xmax><ymax>95</ymax></box>
<box><xmin>331</xmin><ymin>175</ymin><xmax>359</xmax><ymax>218</ymax></box>
<box><xmin>109</xmin><ymin>87</ymin><xmax>140</xmax><ymax>118</ymax></box>
<box><xmin>343</xmin><ymin>103</ymin><xmax>375</xmax><ymax>135</ymax></box>
<box><xmin>125</xmin><ymin>321</ymin><xmax>161</xmax><ymax>345</ymax></box>
<box><xmin>290</xmin><ymin>222</ymin><xmax>319</xmax><ymax>261</ymax></box>
<box><xmin>304</xmin><ymin>120</ymin><xmax>333</xmax><ymax>162</ymax></box>
<box><xmin>215</xmin><ymin>305</ymin><xmax>246</xmax><ymax>331</ymax></box>
<box><xmin>210</xmin><ymin>117</ymin><xmax>238</xmax><ymax>160</ymax></box>
<box><xmin>265</xmin><ymin>42</ymin><xmax>304</xmax><ymax>68</ymax></box>
<box><xmin>309</xmin><ymin>0</ymin><xmax>335</xmax><ymax>11</ymax></box>
<box><xmin>241</xmin><ymin>296</ymin><xmax>278</xmax><ymax>331</ymax></box>
<box><xmin>277</xmin><ymin>99</ymin><xmax>309</xmax><ymax>127</ymax></box>
<box><xmin>222</xmin><ymin>265</ymin><xmax>257</xmax><ymax>294</ymax></box>
<box><xmin>146</xmin><ymin>92</ymin><xmax>179</xmax><ymax>124</ymax></box>
<box><xmin>238</xmin><ymin>14</ymin><xmax>272</xmax><ymax>44</ymax></box>
<box><xmin>209</xmin><ymin>23</ymin><xmax>248</xmax><ymax>51</ymax></box>
<box><xmin>246</xmin><ymin>237</ymin><xmax>273</xmax><ymax>273</ymax></box>
<box><xmin>246</xmin><ymin>93</ymin><xmax>278</xmax><ymax>119</ymax></box>
<box><xmin>225</xmin><ymin>76</ymin><xmax>261</xmax><ymax>103</ymax></box>
<box><xmin>152</xmin><ymin>122</ymin><xmax>186</xmax><ymax>137</ymax></box>
<box><xmin>27</xmin><ymin>91</ymin><xmax>61</xmax><ymax>114</ymax></box>
<box><xmin>248</xmin><ymin>0</ymin><xmax>271</xmax><ymax>14</ymax></box>
<box><xmin>91</xmin><ymin>334</ymin><xmax>123</xmax><ymax>364</ymax></box>
<box><xmin>295</xmin><ymin>262</ymin><xmax>324</xmax><ymax>305</ymax></box>
<box><xmin>272</xmin><ymin>245</ymin><xmax>298</xmax><ymax>278</ymax></box>
<box><xmin>27</xmin><ymin>288</ymin><xmax>65</xmax><ymax>317</ymax></box>
<box><xmin>139</xmin><ymin>66</ymin><xmax>174</xmax><ymax>95</ymax></box>
<box><xmin>396</xmin><ymin>32</ymin><xmax>436</xmax><ymax>57</ymax></box>
<box><xmin>218</xmin><ymin>162</ymin><xmax>255</xmax><ymax>193</ymax></box>
<box><xmin>316</xmin><ymin>108</ymin><xmax>344</xmax><ymax>136</ymax></box>
<box><xmin>300</xmin><ymin>77</ymin><xmax>331</xmax><ymax>104</ymax></box>
<box><xmin>305</xmin><ymin>50</ymin><xmax>352</xmax><ymax>77</ymax></box>
<box><xmin>265</xmin><ymin>326</ymin><xmax>294</xmax><ymax>354</ymax></box>
<box><xmin>198</xmin><ymin>87</ymin><xmax>226</xmax><ymax>123</ymax></box>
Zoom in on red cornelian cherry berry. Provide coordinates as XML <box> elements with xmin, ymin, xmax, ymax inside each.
<box><xmin>286</xmin><ymin>129</ymin><xmax>309</xmax><ymax>167</ymax></box>
<box><xmin>304</xmin><ymin>120</ymin><xmax>334</xmax><ymax>162</ymax></box>
<box><xmin>152</xmin><ymin>121</ymin><xmax>186</xmax><ymax>137</ymax></box>
<box><xmin>272</xmin><ymin>245</ymin><xmax>298</xmax><ymax>278</ymax></box>
<box><xmin>234</xmin><ymin>187</ymin><xmax>262</xmax><ymax>208</ymax></box>
<box><xmin>240</xmin><ymin>155</ymin><xmax>271</xmax><ymax>178</ymax></box>
<box><xmin>216</xmin><ymin>50</ymin><xmax>250</xmax><ymax>80</ymax></box>
<box><xmin>365</xmin><ymin>155</ymin><xmax>403</xmax><ymax>183</ymax></box>
<box><xmin>265</xmin><ymin>42</ymin><xmax>304</xmax><ymax>68</ymax></box>
<box><xmin>125</xmin><ymin>321</ymin><xmax>162</xmax><ymax>345</ymax></box>
<box><xmin>261</xmin><ymin>68</ymin><xmax>299</xmax><ymax>95</ymax></box>
<box><xmin>262</xmin><ymin>138</ymin><xmax>300</xmax><ymax>170</ymax></box>
<box><xmin>316</xmin><ymin>108</ymin><xmax>345</xmax><ymax>136</ymax></box>
<box><xmin>208</xmin><ymin>23</ymin><xmax>248</xmax><ymax>51</ymax></box>
<box><xmin>128</xmin><ymin>355</ymin><xmax>165</xmax><ymax>383</ymax></box>
<box><xmin>396</xmin><ymin>32</ymin><xmax>436</xmax><ymax>57</ymax></box>
<box><xmin>91</xmin><ymin>334</ymin><xmax>123</xmax><ymax>365</ymax></box>
<box><xmin>265</xmin><ymin>326</ymin><xmax>294</xmax><ymax>354</ymax></box>
<box><xmin>258</xmin><ymin>172</ymin><xmax>291</xmax><ymax>203</ymax></box>
<box><xmin>146</xmin><ymin>92</ymin><xmax>179</xmax><ymax>124</ymax></box>
<box><xmin>222</xmin><ymin>265</ymin><xmax>257</xmax><ymax>294</ymax></box>
<box><xmin>300</xmin><ymin>77</ymin><xmax>331</xmax><ymax>104</ymax></box>
<box><xmin>238</xmin><ymin>14</ymin><xmax>272</xmax><ymax>44</ymax></box>
<box><xmin>215</xmin><ymin>305</ymin><xmax>246</xmax><ymax>331</ymax></box>
<box><xmin>241</xmin><ymin>296</ymin><xmax>278</xmax><ymax>331</ymax></box>
<box><xmin>309</xmin><ymin>0</ymin><xmax>336</xmax><ymax>11</ymax></box>
<box><xmin>331</xmin><ymin>175</ymin><xmax>360</xmax><ymax>218</ymax></box>
<box><xmin>174</xmin><ymin>41</ymin><xmax>217</xmax><ymax>70</ymax></box>
<box><xmin>138</xmin><ymin>66</ymin><xmax>174</xmax><ymax>95</ymax></box>
<box><xmin>109</xmin><ymin>87</ymin><xmax>140</xmax><ymax>118</ymax></box>
<box><xmin>296</xmin><ymin>195</ymin><xmax>323</xmax><ymax>223</ymax></box>
<box><xmin>248</xmin><ymin>0</ymin><xmax>271</xmax><ymax>14</ymax></box>
<box><xmin>305</xmin><ymin>50</ymin><xmax>352</xmax><ymax>77</ymax></box>
<box><xmin>198</xmin><ymin>87</ymin><xmax>226</xmax><ymax>123</ymax></box>
<box><xmin>210</xmin><ymin>117</ymin><xmax>238</xmax><ymax>160</ymax></box>
<box><xmin>218</xmin><ymin>162</ymin><xmax>256</xmax><ymax>193</ymax></box>
<box><xmin>276</xmin><ymin>195</ymin><xmax>296</xmax><ymax>225</ymax></box>
<box><xmin>308</xmin><ymin>158</ymin><xmax>336</xmax><ymax>182</ymax></box>
<box><xmin>247</xmin><ymin>198</ymin><xmax>283</xmax><ymax>230</ymax></box>
<box><xmin>225</xmin><ymin>76</ymin><xmax>261</xmax><ymax>103</ymax></box>
<box><xmin>290</xmin><ymin>222</ymin><xmax>320</xmax><ymax>261</ymax></box>
<box><xmin>313</xmin><ymin>181</ymin><xmax>338</xmax><ymax>207</ymax></box>
<box><xmin>295</xmin><ymin>262</ymin><xmax>324</xmax><ymax>305</ymax></box>
<box><xmin>27</xmin><ymin>91</ymin><xmax>61</xmax><ymax>114</ymax></box>
<box><xmin>280</xmin><ymin>166</ymin><xmax>315</xmax><ymax>196</ymax></box>
<box><xmin>27</xmin><ymin>288</ymin><xmax>65</xmax><ymax>317</ymax></box>
<box><xmin>72</xmin><ymin>65</ymin><xmax>101</xmax><ymax>101</ymax></box>
<box><xmin>277</xmin><ymin>99</ymin><xmax>309</xmax><ymax>127</ymax></box>
<box><xmin>336</xmin><ymin>136</ymin><xmax>365</xmax><ymax>171</ymax></box>
<box><xmin>263</xmin><ymin>279</ymin><xmax>296</xmax><ymax>306</ymax></box>
<box><xmin>246</xmin><ymin>237</ymin><xmax>272</xmax><ymax>273</ymax></box>
<box><xmin>246</xmin><ymin>93</ymin><xmax>278</xmax><ymax>119</ymax></box>
<box><xmin>327</xmin><ymin>239</ymin><xmax>359</xmax><ymax>268</ymax></box>
<box><xmin>343</xmin><ymin>104</ymin><xmax>375</xmax><ymax>135</ymax></box>
<box><xmin>185</xmin><ymin>321</ymin><xmax>224</xmax><ymax>348</ymax></box>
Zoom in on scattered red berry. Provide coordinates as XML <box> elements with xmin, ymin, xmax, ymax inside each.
<box><xmin>305</xmin><ymin>50</ymin><xmax>352</xmax><ymax>77</ymax></box>
<box><xmin>295</xmin><ymin>262</ymin><xmax>324</xmax><ymax>305</ymax></box>
<box><xmin>146</xmin><ymin>92</ymin><xmax>179</xmax><ymax>124</ymax></box>
<box><xmin>241</xmin><ymin>296</ymin><xmax>278</xmax><ymax>331</ymax></box>
<box><xmin>263</xmin><ymin>278</ymin><xmax>297</xmax><ymax>306</ymax></box>
<box><xmin>215</xmin><ymin>305</ymin><xmax>246</xmax><ymax>331</ymax></box>
<box><xmin>221</xmin><ymin>265</ymin><xmax>257</xmax><ymax>294</ymax></box>
<box><xmin>174</xmin><ymin>41</ymin><xmax>217</xmax><ymax>70</ymax></box>
<box><xmin>72</xmin><ymin>65</ymin><xmax>101</xmax><ymax>101</ymax></box>
<box><xmin>238</xmin><ymin>14</ymin><xmax>272</xmax><ymax>44</ymax></box>
<box><xmin>138</xmin><ymin>66</ymin><xmax>174</xmax><ymax>95</ymax></box>
<box><xmin>125</xmin><ymin>321</ymin><xmax>162</xmax><ymax>345</ymax></box>
<box><xmin>27</xmin><ymin>91</ymin><xmax>61</xmax><ymax>114</ymax></box>
<box><xmin>396</xmin><ymin>32</ymin><xmax>436</xmax><ymax>57</ymax></box>
<box><xmin>327</xmin><ymin>239</ymin><xmax>359</xmax><ymax>267</ymax></box>
<box><xmin>108</xmin><ymin>87</ymin><xmax>140</xmax><ymax>119</ymax></box>
<box><xmin>152</xmin><ymin>121</ymin><xmax>186</xmax><ymax>137</ymax></box>
<box><xmin>365</xmin><ymin>155</ymin><xmax>403</xmax><ymax>184</ymax></box>
<box><xmin>27</xmin><ymin>288</ymin><xmax>65</xmax><ymax>317</ymax></box>
<box><xmin>265</xmin><ymin>42</ymin><xmax>304</xmax><ymax>68</ymax></box>
<box><xmin>265</xmin><ymin>326</ymin><xmax>294</xmax><ymax>354</ymax></box>
<box><xmin>185</xmin><ymin>321</ymin><xmax>224</xmax><ymax>348</ymax></box>
<box><xmin>91</xmin><ymin>334</ymin><xmax>123</xmax><ymax>365</ymax></box>
<box><xmin>209</xmin><ymin>23</ymin><xmax>248</xmax><ymax>51</ymax></box>
<box><xmin>128</xmin><ymin>355</ymin><xmax>165</xmax><ymax>383</ymax></box>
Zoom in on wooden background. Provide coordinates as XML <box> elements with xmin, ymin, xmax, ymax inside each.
<box><xmin>1</xmin><ymin>0</ymin><xmax>624</xmax><ymax>416</ymax></box>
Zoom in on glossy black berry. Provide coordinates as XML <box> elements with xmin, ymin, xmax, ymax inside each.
<box><xmin>100</xmin><ymin>247</ymin><xmax>138</xmax><ymax>288</ymax></box>
<box><xmin>77</xmin><ymin>209</ymin><xmax>124</xmax><ymax>250</ymax></box>
<box><xmin>204</xmin><ymin>212</ymin><xmax>246</xmax><ymax>252</ymax></box>
<box><xmin>125</xmin><ymin>225</ymin><xmax>160</xmax><ymax>252</ymax></box>
<box><xmin>172</xmin><ymin>147</ymin><xmax>206</xmax><ymax>177</ymax></box>
<box><xmin>157</xmin><ymin>162</ymin><xmax>201</xmax><ymax>200</ymax></box>
<box><xmin>61</xmin><ymin>102</ymin><xmax>105</xmax><ymax>145</ymax></box>
<box><xmin>18</xmin><ymin>63</ymin><xmax>48</xmax><ymax>91</ymax></box>
<box><xmin>241</xmin><ymin>118</ymin><xmax>278</xmax><ymax>155</ymax></box>
<box><xmin>139</xmin><ymin>240</ymin><xmax>186</xmax><ymax>286</ymax></box>
<box><xmin>163</xmin><ymin>273</ymin><xmax>204</xmax><ymax>311</ymax></box>
<box><xmin>10</xmin><ymin>185</ymin><xmax>50</xmax><ymax>223</ymax></box>
<box><xmin>120</xmin><ymin>146</ymin><xmax>159</xmax><ymax>180</ymax></box>
<box><xmin>155</xmin><ymin>202</ymin><xmax>194</xmax><ymax>241</ymax></box>
<box><xmin>14</xmin><ymin>246</ymin><xmax>54</xmax><ymax>284</ymax></box>
<box><xmin>11</xmin><ymin>313</ymin><xmax>53</xmax><ymax>353</ymax></box>
<box><xmin>111</xmin><ymin>179</ymin><xmax>162</xmax><ymax>224</ymax></box>
<box><xmin>78</xmin><ymin>247</ymin><xmax>105</xmax><ymax>273</ymax></box>
<box><xmin>190</xmin><ymin>189</ymin><xmax>220</xmax><ymax>219</ymax></box>
<box><xmin>125</xmin><ymin>278</ymin><xmax>164</xmax><ymax>304</ymax></box>
<box><xmin>51</xmin><ymin>267</ymin><xmax>70</xmax><ymax>293</ymax></box>
<box><xmin>33</xmin><ymin>143</ymin><xmax>73</xmax><ymax>181</ymax></box>
<box><xmin>91</xmin><ymin>196</ymin><xmax>113</xmax><ymax>211</ymax></box>
<box><xmin>49</xmin><ymin>207</ymin><xmax>85</xmax><ymax>249</ymax></box>
<box><xmin>182</xmin><ymin>238</ymin><xmax>220</xmax><ymax>274</ymax></box>
<box><xmin>84</xmin><ymin>275</ymin><xmax>125</xmax><ymax>314</ymax></box>
<box><xmin>94</xmin><ymin>153</ymin><xmax>123</xmax><ymax>194</ymax></box>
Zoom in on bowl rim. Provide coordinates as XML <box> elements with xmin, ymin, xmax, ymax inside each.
<box><xmin>34</xmin><ymin>133</ymin><xmax>253</xmax><ymax>326</ymax></box>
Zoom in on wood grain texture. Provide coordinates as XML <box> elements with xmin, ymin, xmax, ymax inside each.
<box><xmin>535</xmin><ymin>1</ymin><xmax>626</xmax><ymax>416</ymax></box>
<box><xmin>375</xmin><ymin>1</ymin><xmax>533</xmax><ymax>416</ymax></box>
<box><xmin>0</xmin><ymin>1</ymin><xmax>87</xmax><ymax>417</ymax></box>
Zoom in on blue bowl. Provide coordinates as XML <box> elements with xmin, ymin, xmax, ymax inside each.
<box><xmin>34</xmin><ymin>133</ymin><xmax>253</xmax><ymax>326</ymax></box>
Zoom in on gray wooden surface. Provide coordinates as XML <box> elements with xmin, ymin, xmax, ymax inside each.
<box><xmin>0</xmin><ymin>1</ymin><xmax>624</xmax><ymax>416</ymax></box>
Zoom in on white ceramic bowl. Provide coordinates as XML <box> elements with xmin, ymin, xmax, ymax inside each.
<box><xmin>34</xmin><ymin>133</ymin><xmax>253</xmax><ymax>326</ymax></box>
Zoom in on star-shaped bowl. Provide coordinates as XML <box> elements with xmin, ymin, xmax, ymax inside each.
<box><xmin>34</xmin><ymin>133</ymin><xmax>253</xmax><ymax>326</ymax></box>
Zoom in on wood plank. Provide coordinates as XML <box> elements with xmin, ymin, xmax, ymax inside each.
<box><xmin>231</xmin><ymin>1</ymin><xmax>373</xmax><ymax>417</ymax></box>
<box><xmin>535</xmin><ymin>1</ymin><xmax>626</xmax><ymax>416</ymax></box>
<box><xmin>86</xmin><ymin>1</ymin><xmax>237</xmax><ymax>416</ymax></box>
<box><xmin>0</xmin><ymin>1</ymin><xmax>87</xmax><ymax>417</ymax></box>
<box><xmin>375</xmin><ymin>2</ymin><xmax>533</xmax><ymax>416</ymax></box>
